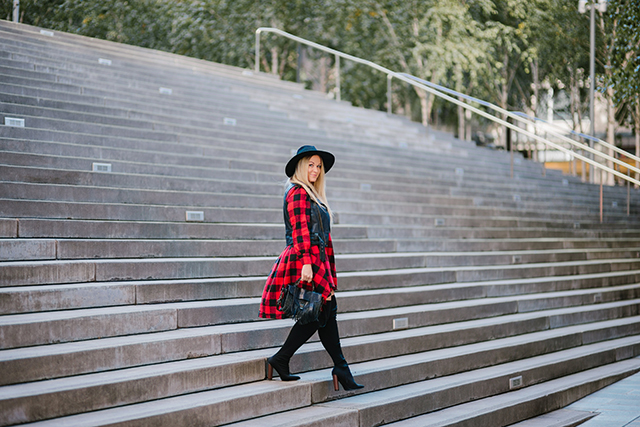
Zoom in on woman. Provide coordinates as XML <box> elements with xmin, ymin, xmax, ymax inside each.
<box><xmin>259</xmin><ymin>145</ymin><xmax>364</xmax><ymax>391</ymax></box>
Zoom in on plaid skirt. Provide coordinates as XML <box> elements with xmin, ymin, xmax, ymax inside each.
<box><xmin>258</xmin><ymin>243</ymin><xmax>336</xmax><ymax>319</ymax></box>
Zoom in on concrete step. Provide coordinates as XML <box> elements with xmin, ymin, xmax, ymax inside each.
<box><xmin>0</xmin><ymin>236</ymin><xmax>391</xmax><ymax>261</ymax></box>
<box><xmin>380</xmin><ymin>358</ymin><xmax>640</xmax><ymax>427</ymax></box>
<box><xmin>508</xmin><ymin>408</ymin><xmax>597</xmax><ymax>427</ymax></box>
<box><xmin>3</xmin><ymin>252</ymin><xmax>640</xmax><ymax>287</ymax></box>
<box><xmin>3</xmin><ymin>237</ymin><xmax>639</xmax><ymax>265</ymax></box>
<box><xmin>3</xmin><ymin>319</ymin><xmax>639</xmax><ymax>425</ymax></box>
<box><xmin>396</xmin><ymin>237</ymin><xmax>640</xmax><ymax>252</ymax></box>
<box><xmin>2</xmin><ymin>295</ymin><xmax>639</xmax><ymax>385</ymax></box>
<box><xmin>363</xmin><ymin>224</ymin><xmax>640</xmax><ymax>239</ymax></box>
<box><xmin>5</xmin><ymin>219</ymin><xmax>640</xmax><ymax>249</ymax></box>
<box><xmin>3</xmin><ymin>264</ymin><xmax>639</xmax><ymax>315</ymax></box>
<box><xmin>0</xmin><ymin>198</ymin><xmax>284</xmax><ymax>224</ymax></box>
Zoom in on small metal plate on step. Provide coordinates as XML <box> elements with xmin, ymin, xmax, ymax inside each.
<box><xmin>393</xmin><ymin>318</ymin><xmax>409</xmax><ymax>330</ymax></box>
<box><xmin>434</xmin><ymin>218</ymin><xmax>445</xmax><ymax>227</ymax></box>
<box><xmin>223</xmin><ymin>117</ymin><xmax>237</xmax><ymax>126</ymax></box>
<box><xmin>98</xmin><ymin>58</ymin><xmax>112</xmax><ymax>66</ymax></box>
<box><xmin>593</xmin><ymin>293</ymin><xmax>602</xmax><ymax>303</ymax></box>
<box><xmin>398</xmin><ymin>142</ymin><xmax>408</xmax><ymax>149</ymax></box>
<box><xmin>455</xmin><ymin>167</ymin><xmax>464</xmax><ymax>177</ymax></box>
<box><xmin>509</xmin><ymin>376</ymin><xmax>523</xmax><ymax>389</ymax></box>
<box><xmin>612</xmin><ymin>201</ymin><xmax>618</xmax><ymax>208</ymax></box>
<box><xmin>159</xmin><ymin>87</ymin><xmax>173</xmax><ymax>95</ymax></box>
<box><xmin>186</xmin><ymin>211</ymin><xmax>204</xmax><ymax>222</ymax></box>
<box><xmin>512</xmin><ymin>255</ymin><xmax>522</xmax><ymax>263</ymax></box>
<box><xmin>562</xmin><ymin>179</ymin><xmax>569</xmax><ymax>186</ymax></box>
<box><xmin>92</xmin><ymin>162</ymin><xmax>112</xmax><ymax>173</ymax></box>
<box><xmin>360</xmin><ymin>183</ymin><xmax>371</xmax><ymax>191</ymax></box>
<box><xmin>4</xmin><ymin>117</ymin><xmax>25</xmax><ymax>127</ymax></box>
<box><xmin>293</xmin><ymin>94</ymin><xmax>304</xmax><ymax>100</ymax></box>
<box><xmin>40</xmin><ymin>30</ymin><xmax>54</xmax><ymax>37</ymax></box>
<box><xmin>242</xmin><ymin>70</ymin><xmax>253</xmax><ymax>76</ymax></box>
<box><xmin>513</xmin><ymin>194</ymin><xmax>521</xmax><ymax>202</ymax></box>
<box><xmin>573</xmin><ymin>222</ymin><xmax>581</xmax><ymax>229</ymax></box>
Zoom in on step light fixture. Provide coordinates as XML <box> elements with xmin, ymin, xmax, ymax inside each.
<box><xmin>186</xmin><ymin>211</ymin><xmax>204</xmax><ymax>222</ymax></box>
<box><xmin>92</xmin><ymin>163</ymin><xmax>112</xmax><ymax>172</ymax></box>
<box><xmin>4</xmin><ymin>117</ymin><xmax>25</xmax><ymax>127</ymax></box>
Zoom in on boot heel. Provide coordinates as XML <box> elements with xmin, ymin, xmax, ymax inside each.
<box><xmin>267</xmin><ymin>362</ymin><xmax>273</xmax><ymax>380</ymax></box>
<box><xmin>333</xmin><ymin>374</ymin><xmax>339</xmax><ymax>391</ymax></box>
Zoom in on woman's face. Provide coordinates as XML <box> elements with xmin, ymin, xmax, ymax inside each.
<box><xmin>306</xmin><ymin>155</ymin><xmax>323</xmax><ymax>183</ymax></box>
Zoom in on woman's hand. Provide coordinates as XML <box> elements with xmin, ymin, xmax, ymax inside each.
<box><xmin>301</xmin><ymin>264</ymin><xmax>313</xmax><ymax>283</ymax></box>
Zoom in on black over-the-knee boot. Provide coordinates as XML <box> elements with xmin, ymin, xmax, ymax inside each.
<box><xmin>268</xmin><ymin>319</ymin><xmax>318</xmax><ymax>381</ymax></box>
<box><xmin>317</xmin><ymin>298</ymin><xmax>364</xmax><ymax>391</ymax></box>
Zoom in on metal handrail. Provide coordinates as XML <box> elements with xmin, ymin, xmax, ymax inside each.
<box><xmin>254</xmin><ymin>27</ymin><xmax>640</xmax><ymax>188</ymax></box>
<box><xmin>402</xmin><ymin>74</ymin><xmax>640</xmax><ymax>177</ymax></box>
<box><xmin>512</xmin><ymin>111</ymin><xmax>640</xmax><ymax>165</ymax></box>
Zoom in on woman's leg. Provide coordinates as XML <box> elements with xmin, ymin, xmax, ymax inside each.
<box><xmin>317</xmin><ymin>298</ymin><xmax>364</xmax><ymax>390</ymax></box>
<box><xmin>317</xmin><ymin>298</ymin><xmax>344</xmax><ymax>366</ymax></box>
<box><xmin>268</xmin><ymin>319</ymin><xmax>318</xmax><ymax>380</ymax></box>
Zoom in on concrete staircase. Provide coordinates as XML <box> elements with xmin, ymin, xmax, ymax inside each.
<box><xmin>1</xmin><ymin>20</ymin><xmax>640</xmax><ymax>427</ymax></box>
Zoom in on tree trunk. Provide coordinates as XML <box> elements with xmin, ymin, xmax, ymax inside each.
<box><xmin>270</xmin><ymin>47</ymin><xmax>278</xmax><ymax>76</ymax></box>
<box><xmin>635</xmin><ymin>99</ymin><xmax>640</xmax><ymax>186</ymax></box>
<box><xmin>532</xmin><ymin>59</ymin><xmax>539</xmax><ymax>118</ymax></box>
<box><xmin>415</xmin><ymin>88</ymin><xmax>430</xmax><ymax>128</ymax></box>
<box><xmin>570</xmin><ymin>68</ymin><xmax>577</xmax><ymax>131</ymax></box>
<box><xmin>499</xmin><ymin>86</ymin><xmax>508</xmax><ymax>148</ymax></box>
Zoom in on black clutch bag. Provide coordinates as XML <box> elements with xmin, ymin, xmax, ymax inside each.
<box><xmin>277</xmin><ymin>279</ymin><xmax>323</xmax><ymax>325</ymax></box>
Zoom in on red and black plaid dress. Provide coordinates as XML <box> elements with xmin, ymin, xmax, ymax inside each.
<box><xmin>259</xmin><ymin>185</ymin><xmax>337</xmax><ymax>319</ymax></box>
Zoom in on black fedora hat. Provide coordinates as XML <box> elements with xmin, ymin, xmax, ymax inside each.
<box><xmin>285</xmin><ymin>145</ymin><xmax>335</xmax><ymax>177</ymax></box>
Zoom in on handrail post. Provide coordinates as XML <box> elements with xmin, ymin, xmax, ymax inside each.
<box><xmin>255</xmin><ymin>30</ymin><xmax>261</xmax><ymax>73</ymax></box>
<box><xmin>335</xmin><ymin>54</ymin><xmax>341</xmax><ymax>102</ymax></box>
<box><xmin>296</xmin><ymin>43</ymin><xmax>302</xmax><ymax>83</ymax></box>
<box><xmin>387</xmin><ymin>74</ymin><xmax>393</xmax><ymax>115</ymax></box>
<box><xmin>628</xmin><ymin>168</ymin><xmax>631</xmax><ymax>216</ymax></box>
<box><xmin>600</xmin><ymin>169</ymin><xmax>604</xmax><ymax>223</ymax></box>
<box><xmin>508</xmin><ymin>117</ymin><xmax>514</xmax><ymax>178</ymax></box>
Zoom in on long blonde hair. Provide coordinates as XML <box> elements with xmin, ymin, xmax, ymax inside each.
<box><xmin>290</xmin><ymin>155</ymin><xmax>333</xmax><ymax>219</ymax></box>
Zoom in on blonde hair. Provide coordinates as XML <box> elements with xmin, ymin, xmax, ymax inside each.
<box><xmin>290</xmin><ymin>155</ymin><xmax>333</xmax><ymax>219</ymax></box>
